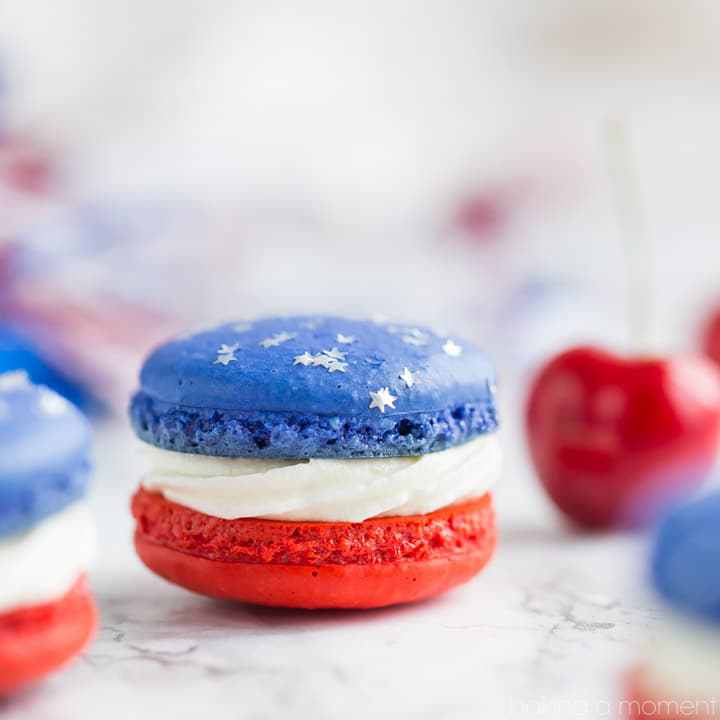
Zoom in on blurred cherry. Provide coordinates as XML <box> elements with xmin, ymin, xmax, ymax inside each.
<box><xmin>527</xmin><ymin>346</ymin><xmax>720</xmax><ymax>530</ymax></box>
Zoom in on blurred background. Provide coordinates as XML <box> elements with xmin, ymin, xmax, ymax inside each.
<box><xmin>0</xmin><ymin>0</ymin><xmax>719</xmax><ymax>411</ymax></box>
<box><xmin>6</xmin><ymin>4</ymin><xmax>720</xmax><ymax>716</ymax></box>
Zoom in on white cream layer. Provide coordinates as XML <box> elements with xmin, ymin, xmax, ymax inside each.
<box><xmin>642</xmin><ymin>616</ymin><xmax>720</xmax><ymax>700</ymax></box>
<box><xmin>141</xmin><ymin>434</ymin><xmax>501</xmax><ymax>522</ymax></box>
<box><xmin>0</xmin><ymin>503</ymin><xmax>96</xmax><ymax>613</ymax></box>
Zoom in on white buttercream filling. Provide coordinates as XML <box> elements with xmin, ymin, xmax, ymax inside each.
<box><xmin>0</xmin><ymin>503</ymin><xmax>96</xmax><ymax>614</ymax></box>
<box><xmin>642</xmin><ymin>616</ymin><xmax>720</xmax><ymax>700</ymax></box>
<box><xmin>141</xmin><ymin>434</ymin><xmax>501</xmax><ymax>522</ymax></box>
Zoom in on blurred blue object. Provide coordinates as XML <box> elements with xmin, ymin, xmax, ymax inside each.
<box><xmin>652</xmin><ymin>491</ymin><xmax>720</xmax><ymax>623</ymax></box>
<box><xmin>0</xmin><ymin>326</ymin><xmax>99</xmax><ymax>413</ymax></box>
<box><xmin>15</xmin><ymin>195</ymin><xmax>211</xmax><ymax>317</ymax></box>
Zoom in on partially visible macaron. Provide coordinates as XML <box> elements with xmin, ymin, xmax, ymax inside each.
<box><xmin>131</xmin><ymin>315</ymin><xmax>500</xmax><ymax>609</ymax></box>
<box><xmin>627</xmin><ymin>492</ymin><xmax>720</xmax><ymax>718</ymax></box>
<box><xmin>0</xmin><ymin>325</ymin><xmax>96</xmax><ymax>414</ymax></box>
<box><xmin>0</xmin><ymin>372</ymin><xmax>96</xmax><ymax>695</ymax></box>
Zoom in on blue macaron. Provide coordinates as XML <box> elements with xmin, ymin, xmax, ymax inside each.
<box><xmin>0</xmin><ymin>325</ymin><xmax>97</xmax><ymax>412</ymax></box>
<box><xmin>651</xmin><ymin>491</ymin><xmax>720</xmax><ymax>623</ymax></box>
<box><xmin>0</xmin><ymin>371</ymin><xmax>92</xmax><ymax>538</ymax></box>
<box><xmin>130</xmin><ymin>316</ymin><xmax>498</xmax><ymax>458</ymax></box>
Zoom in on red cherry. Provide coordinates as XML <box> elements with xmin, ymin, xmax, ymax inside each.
<box><xmin>526</xmin><ymin>346</ymin><xmax>720</xmax><ymax>530</ymax></box>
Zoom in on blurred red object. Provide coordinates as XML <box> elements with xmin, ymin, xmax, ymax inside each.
<box><xmin>0</xmin><ymin>134</ymin><xmax>53</xmax><ymax>195</ymax></box>
<box><xmin>0</xmin><ymin>243</ymin><xmax>18</xmax><ymax>288</ymax></box>
<box><xmin>455</xmin><ymin>191</ymin><xmax>507</xmax><ymax>241</ymax></box>
<box><xmin>701</xmin><ymin>306</ymin><xmax>720</xmax><ymax>369</ymax></box>
<box><xmin>526</xmin><ymin>346</ymin><xmax>720</xmax><ymax>530</ymax></box>
<box><xmin>623</xmin><ymin>667</ymin><xmax>720</xmax><ymax>719</ymax></box>
<box><xmin>452</xmin><ymin>179</ymin><xmax>533</xmax><ymax>245</ymax></box>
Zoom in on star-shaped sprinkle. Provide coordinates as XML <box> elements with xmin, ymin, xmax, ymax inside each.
<box><xmin>369</xmin><ymin>387</ymin><xmax>397</xmax><ymax>413</ymax></box>
<box><xmin>214</xmin><ymin>343</ymin><xmax>239</xmax><ymax>366</ymax></box>
<box><xmin>322</xmin><ymin>347</ymin><xmax>347</xmax><ymax>360</ymax></box>
<box><xmin>293</xmin><ymin>352</ymin><xmax>350</xmax><ymax>373</ymax></box>
<box><xmin>443</xmin><ymin>339</ymin><xmax>463</xmax><ymax>357</ymax></box>
<box><xmin>336</xmin><ymin>333</ymin><xmax>355</xmax><ymax>344</ymax></box>
<box><xmin>293</xmin><ymin>352</ymin><xmax>315</xmax><ymax>366</ymax></box>
<box><xmin>399</xmin><ymin>367</ymin><xmax>415</xmax><ymax>388</ymax></box>
<box><xmin>326</xmin><ymin>360</ymin><xmax>348</xmax><ymax>373</ymax></box>
<box><xmin>0</xmin><ymin>371</ymin><xmax>30</xmax><ymax>392</ymax></box>
<box><xmin>260</xmin><ymin>331</ymin><xmax>296</xmax><ymax>348</ymax></box>
<box><xmin>311</xmin><ymin>354</ymin><xmax>334</xmax><ymax>369</ymax></box>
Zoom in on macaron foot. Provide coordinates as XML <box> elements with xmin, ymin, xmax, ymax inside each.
<box><xmin>133</xmin><ymin>493</ymin><xmax>496</xmax><ymax>609</ymax></box>
<box><xmin>135</xmin><ymin>535</ymin><xmax>495</xmax><ymax>610</ymax></box>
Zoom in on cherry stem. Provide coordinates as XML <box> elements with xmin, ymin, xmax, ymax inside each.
<box><xmin>604</xmin><ymin>115</ymin><xmax>652</xmax><ymax>351</ymax></box>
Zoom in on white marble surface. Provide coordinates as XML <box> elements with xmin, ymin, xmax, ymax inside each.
<box><xmin>2</xmin><ymin>420</ymin><xmax>664</xmax><ymax>720</ymax></box>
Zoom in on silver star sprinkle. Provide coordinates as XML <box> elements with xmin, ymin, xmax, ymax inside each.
<box><xmin>214</xmin><ymin>343</ymin><xmax>239</xmax><ymax>366</ymax></box>
<box><xmin>326</xmin><ymin>360</ymin><xmax>348</xmax><ymax>373</ymax></box>
<box><xmin>293</xmin><ymin>352</ymin><xmax>315</xmax><ymax>366</ymax></box>
<box><xmin>442</xmin><ymin>339</ymin><xmax>463</xmax><ymax>357</ymax></box>
<box><xmin>293</xmin><ymin>352</ymin><xmax>349</xmax><ymax>373</ymax></box>
<box><xmin>0</xmin><ymin>371</ymin><xmax>30</xmax><ymax>392</ymax></box>
<box><xmin>369</xmin><ymin>387</ymin><xmax>397</xmax><ymax>413</ymax></box>
<box><xmin>336</xmin><ymin>333</ymin><xmax>355</xmax><ymax>344</ymax></box>
<box><xmin>322</xmin><ymin>347</ymin><xmax>347</xmax><ymax>360</ymax></box>
<box><xmin>311</xmin><ymin>354</ymin><xmax>332</xmax><ymax>368</ymax></box>
<box><xmin>260</xmin><ymin>331</ymin><xmax>296</xmax><ymax>348</ymax></box>
<box><xmin>399</xmin><ymin>367</ymin><xmax>415</xmax><ymax>388</ymax></box>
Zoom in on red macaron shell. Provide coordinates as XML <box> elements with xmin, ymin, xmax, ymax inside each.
<box><xmin>0</xmin><ymin>576</ymin><xmax>97</xmax><ymax>695</ymax></box>
<box><xmin>132</xmin><ymin>490</ymin><xmax>496</xmax><ymax>609</ymax></box>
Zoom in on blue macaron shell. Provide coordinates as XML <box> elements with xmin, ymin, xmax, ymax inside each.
<box><xmin>0</xmin><ymin>325</ymin><xmax>99</xmax><ymax>413</ymax></box>
<box><xmin>131</xmin><ymin>316</ymin><xmax>498</xmax><ymax>458</ymax></box>
<box><xmin>651</xmin><ymin>491</ymin><xmax>720</xmax><ymax>624</ymax></box>
<box><xmin>0</xmin><ymin>372</ymin><xmax>92</xmax><ymax>538</ymax></box>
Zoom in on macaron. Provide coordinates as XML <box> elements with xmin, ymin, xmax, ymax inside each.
<box><xmin>0</xmin><ymin>325</ymin><xmax>96</xmax><ymax>413</ymax></box>
<box><xmin>0</xmin><ymin>372</ymin><xmax>96</xmax><ymax>695</ymax></box>
<box><xmin>627</xmin><ymin>492</ymin><xmax>720</xmax><ymax>718</ymax></box>
<box><xmin>131</xmin><ymin>316</ymin><xmax>500</xmax><ymax>609</ymax></box>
